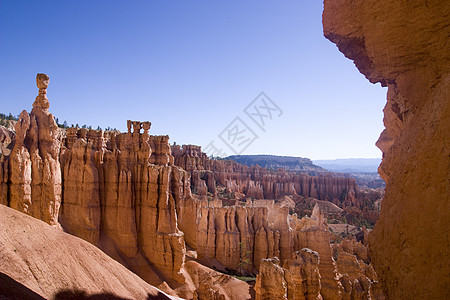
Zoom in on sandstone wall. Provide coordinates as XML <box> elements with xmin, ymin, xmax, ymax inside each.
<box><xmin>183</xmin><ymin>200</ymin><xmax>292</xmax><ymax>272</ymax></box>
<box><xmin>254</xmin><ymin>254</ymin><xmax>320</xmax><ymax>300</ymax></box>
<box><xmin>2</xmin><ymin>106</ymin><xmax>256</xmax><ymax>299</ymax></box>
<box><xmin>172</xmin><ymin>144</ymin><xmax>360</xmax><ymax>206</ymax></box>
<box><xmin>323</xmin><ymin>1</ymin><xmax>450</xmax><ymax>298</ymax></box>
<box><xmin>253</xmin><ymin>209</ymin><xmax>383</xmax><ymax>300</ymax></box>
<box><xmin>4</xmin><ymin>107</ymin><xmax>191</xmax><ymax>290</ymax></box>
<box><xmin>9</xmin><ymin>91</ymin><xmax>62</xmax><ymax>227</ymax></box>
<box><xmin>59</xmin><ymin>126</ymin><xmax>188</xmax><ymax>285</ymax></box>
<box><xmin>0</xmin><ymin>75</ymin><xmax>193</xmax><ymax>298</ymax></box>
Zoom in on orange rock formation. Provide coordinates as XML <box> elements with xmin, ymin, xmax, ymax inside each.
<box><xmin>172</xmin><ymin>144</ymin><xmax>361</xmax><ymax>207</ymax></box>
<box><xmin>0</xmin><ymin>74</ymin><xmax>251</xmax><ymax>299</ymax></box>
<box><xmin>9</xmin><ymin>73</ymin><xmax>62</xmax><ymax>226</ymax></box>
<box><xmin>0</xmin><ymin>73</ymin><xmax>386</xmax><ymax>299</ymax></box>
<box><xmin>323</xmin><ymin>0</ymin><xmax>450</xmax><ymax>298</ymax></box>
<box><xmin>253</xmin><ymin>206</ymin><xmax>383</xmax><ymax>299</ymax></box>
<box><xmin>254</xmin><ymin>252</ymin><xmax>322</xmax><ymax>300</ymax></box>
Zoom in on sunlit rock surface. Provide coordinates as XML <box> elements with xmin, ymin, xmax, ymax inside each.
<box><xmin>0</xmin><ymin>73</ymin><xmax>386</xmax><ymax>299</ymax></box>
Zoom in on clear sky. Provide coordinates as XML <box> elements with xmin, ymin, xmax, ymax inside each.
<box><xmin>0</xmin><ymin>0</ymin><xmax>386</xmax><ymax>159</ymax></box>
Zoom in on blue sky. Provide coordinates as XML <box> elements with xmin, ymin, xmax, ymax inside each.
<box><xmin>0</xmin><ymin>0</ymin><xmax>386</xmax><ymax>159</ymax></box>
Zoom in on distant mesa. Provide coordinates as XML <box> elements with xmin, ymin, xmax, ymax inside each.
<box><xmin>225</xmin><ymin>154</ymin><xmax>326</xmax><ymax>174</ymax></box>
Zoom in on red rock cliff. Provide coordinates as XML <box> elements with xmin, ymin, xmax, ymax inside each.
<box><xmin>323</xmin><ymin>1</ymin><xmax>450</xmax><ymax>298</ymax></box>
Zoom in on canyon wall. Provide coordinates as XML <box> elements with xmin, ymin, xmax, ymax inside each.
<box><xmin>0</xmin><ymin>74</ymin><xmax>252</xmax><ymax>299</ymax></box>
<box><xmin>0</xmin><ymin>73</ymin><xmax>386</xmax><ymax>299</ymax></box>
<box><xmin>172</xmin><ymin>144</ymin><xmax>361</xmax><ymax>207</ymax></box>
<box><xmin>323</xmin><ymin>1</ymin><xmax>450</xmax><ymax>298</ymax></box>
<box><xmin>172</xmin><ymin>144</ymin><xmax>384</xmax><ymax>229</ymax></box>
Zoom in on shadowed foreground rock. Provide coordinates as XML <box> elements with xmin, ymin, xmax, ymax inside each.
<box><xmin>323</xmin><ymin>0</ymin><xmax>450</xmax><ymax>298</ymax></box>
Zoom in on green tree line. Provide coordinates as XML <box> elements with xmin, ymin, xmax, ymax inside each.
<box><xmin>1</xmin><ymin>112</ymin><xmax>116</xmax><ymax>131</ymax></box>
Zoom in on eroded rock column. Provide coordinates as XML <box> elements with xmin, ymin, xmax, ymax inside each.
<box><xmin>9</xmin><ymin>74</ymin><xmax>62</xmax><ymax>226</ymax></box>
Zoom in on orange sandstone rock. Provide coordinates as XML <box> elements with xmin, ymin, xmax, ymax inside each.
<box><xmin>9</xmin><ymin>74</ymin><xmax>62</xmax><ymax>226</ymax></box>
<box><xmin>1</xmin><ymin>75</ymin><xmax>254</xmax><ymax>299</ymax></box>
<box><xmin>323</xmin><ymin>1</ymin><xmax>450</xmax><ymax>298</ymax></box>
<box><xmin>255</xmin><ymin>250</ymin><xmax>323</xmax><ymax>300</ymax></box>
<box><xmin>1</xmin><ymin>74</ymin><xmax>387</xmax><ymax>300</ymax></box>
<box><xmin>172</xmin><ymin>144</ymin><xmax>360</xmax><ymax>205</ymax></box>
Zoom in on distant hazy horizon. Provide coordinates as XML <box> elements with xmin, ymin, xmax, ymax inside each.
<box><xmin>0</xmin><ymin>1</ymin><xmax>386</xmax><ymax>160</ymax></box>
<box><xmin>313</xmin><ymin>158</ymin><xmax>381</xmax><ymax>173</ymax></box>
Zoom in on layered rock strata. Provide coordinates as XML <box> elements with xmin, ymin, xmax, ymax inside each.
<box><xmin>59</xmin><ymin>125</ymin><xmax>187</xmax><ymax>286</ymax></box>
<box><xmin>180</xmin><ymin>195</ymin><xmax>384</xmax><ymax>299</ymax></box>
<box><xmin>323</xmin><ymin>1</ymin><xmax>450</xmax><ymax>298</ymax></box>
<box><xmin>172</xmin><ymin>144</ymin><xmax>360</xmax><ymax>206</ymax></box>
<box><xmin>8</xmin><ymin>73</ymin><xmax>62</xmax><ymax>226</ymax></box>
<box><xmin>172</xmin><ymin>144</ymin><xmax>384</xmax><ymax>229</ymax></box>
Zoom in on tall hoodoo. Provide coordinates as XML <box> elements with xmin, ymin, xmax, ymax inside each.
<box><xmin>9</xmin><ymin>73</ymin><xmax>62</xmax><ymax>226</ymax></box>
<box><xmin>34</xmin><ymin>73</ymin><xmax>50</xmax><ymax>109</ymax></box>
<box><xmin>323</xmin><ymin>1</ymin><xmax>450</xmax><ymax>298</ymax></box>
